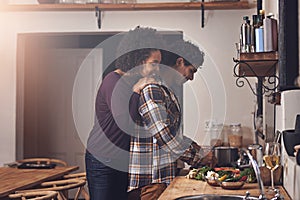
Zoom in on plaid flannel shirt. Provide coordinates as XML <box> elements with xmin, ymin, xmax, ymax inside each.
<box><xmin>128</xmin><ymin>83</ymin><xmax>205</xmax><ymax>191</ymax></box>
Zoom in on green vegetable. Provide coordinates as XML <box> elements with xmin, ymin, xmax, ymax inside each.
<box><xmin>195</xmin><ymin>173</ymin><xmax>203</xmax><ymax>180</ymax></box>
<box><xmin>217</xmin><ymin>170</ymin><xmax>233</xmax><ymax>177</ymax></box>
<box><xmin>222</xmin><ymin>168</ymin><xmax>257</xmax><ymax>183</ymax></box>
<box><xmin>223</xmin><ymin>176</ymin><xmax>241</xmax><ymax>182</ymax></box>
<box><xmin>194</xmin><ymin>166</ymin><xmax>213</xmax><ymax>181</ymax></box>
<box><xmin>240</xmin><ymin>168</ymin><xmax>256</xmax><ymax>183</ymax></box>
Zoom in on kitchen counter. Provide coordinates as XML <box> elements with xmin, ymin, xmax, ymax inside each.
<box><xmin>158</xmin><ymin>176</ymin><xmax>291</xmax><ymax>200</ymax></box>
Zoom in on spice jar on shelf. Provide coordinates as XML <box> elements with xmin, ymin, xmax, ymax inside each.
<box><xmin>228</xmin><ymin>123</ymin><xmax>243</xmax><ymax>148</ymax></box>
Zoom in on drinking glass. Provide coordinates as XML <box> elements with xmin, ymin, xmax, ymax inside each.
<box><xmin>263</xmin><ymin>142</ymin><xmax>281</xmax><ymax>193</ymax></box>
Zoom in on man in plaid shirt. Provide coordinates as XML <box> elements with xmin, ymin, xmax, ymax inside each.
<box><xmin>128</xmin><ymin>40</ymin><xmax>215</xmax><ymax>200</ymax></box>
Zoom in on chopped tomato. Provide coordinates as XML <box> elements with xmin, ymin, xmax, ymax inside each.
<box><xmin>214</xmin><ymin>167</ymin><xmax>240</xmax><ymax>174</ymax></box>
<box><xmin>239</xmin><ymin>175</ymin><xmax>248</xmax><ymax>182</ymax></box>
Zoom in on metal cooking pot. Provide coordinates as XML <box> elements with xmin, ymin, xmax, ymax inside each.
<box><xmin>213</xmin><ymin>146</ymin><xmax>239</xmax><ymax>167</ymax></box>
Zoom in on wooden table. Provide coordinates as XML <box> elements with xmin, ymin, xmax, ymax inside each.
<box><xmin>158</xmin><ymin>176</ymin><xmax>292</xmax><ymax>200</ymax></box>
<box><xmin>0</xmin><ymin>166</ymin><xmax>79</xmax><ymax>199</ymax></box>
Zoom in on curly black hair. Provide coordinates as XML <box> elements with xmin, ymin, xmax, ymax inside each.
<box><xmin>161</xmin><ymin>39</ymin><xmax>205</xmax><ymax>69</ymax></box>
<box><xmin>115</xmin><ymin>26</ymin><xmax>165</xmax><ymax>73</ymax></box>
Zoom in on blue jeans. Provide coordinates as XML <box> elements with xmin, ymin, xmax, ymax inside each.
<box><xmin>85</xmin><ymin>151</ymin><xmax>128</xmax><ymax>200</ymax></box>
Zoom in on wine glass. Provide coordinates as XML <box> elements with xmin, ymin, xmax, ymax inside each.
<box><xmin>263</xmin><ymin>142</ymin><xmax>281</xmax><ymax>193</ymax></box>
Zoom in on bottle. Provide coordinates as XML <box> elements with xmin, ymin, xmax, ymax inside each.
<box><xmin>263</xmin><ymin>13</ymin><xmax>278</xmax><ymax>52</ymax></box>
<box><xmin>240</xmin><ymin>16</ymin><xmax>254</xmax><ymax>53</ymax></box>
<box><xmin>249</xmin><ymin>20</ymin><xmax>255</xmax><ymax>52</ymax></box>
<box><xmin>258</xmin><ymin>9</ymin><xmax>265</xmax><ymax>26</ymax></box>
<box><xmin>240</xmin><ymin>16</ymin><xmax>249</xmax><ymax>53</ymax></box>
<box><xmin>228</xmin><ymin>123</ymin><xmax>243</xmax><ymax>148</ymax></box>
<box><xmin>254</xmin><ymin>11</ymin><xmax>265</xmax><ymax>52</ymax></box>
<box><xmin>255</xmin><ymin>27</ymin><xmax>264</xmax><ymax>52</ymax></box>
<box><xmin>252</xmin><ymin>14</ymin><xmax>259</xmax><ymax>28</ymax></box>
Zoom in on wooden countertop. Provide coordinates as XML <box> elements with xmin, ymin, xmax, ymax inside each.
<box><xmin>158</xmin><ymin>176</ymin><xmax>291</xmax><ymax>200</ymax></box>
<box><xmin>0</xmin><ymin>166</ymin><xmax>79</xmax><ymax>198</ymax></box>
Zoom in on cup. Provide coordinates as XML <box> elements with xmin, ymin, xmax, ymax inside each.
<box><xmin>248</xmin><ymin>144</ymin><xmax>263</xmax><ymax>166</ymax></box>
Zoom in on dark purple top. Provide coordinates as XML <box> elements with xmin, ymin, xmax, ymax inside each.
<box><xmin>87</xmin><ymin>71</ymin><xmax>139</xmax><ymax>161</ymax></box>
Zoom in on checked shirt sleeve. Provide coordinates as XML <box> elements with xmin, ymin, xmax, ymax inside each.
<box><xmin>138</xmin><ymin>84</ymin><xmax>204</xmax><ymax>166</ymax></box>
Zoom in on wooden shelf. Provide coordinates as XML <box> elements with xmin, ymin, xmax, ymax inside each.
<box><xmin>236</xmin><ymin>51</ymin><xmax>278</xmax><ymax>77</ymax></box>
<box><xmin>0</xmin><ymin>1</ymin><xmax>251</xmax><ymax>12</ymax></box>
<box><xmin>233</xmin><ymin>51</ymin><xmax>279</xmax><ymax>97</ymax></box>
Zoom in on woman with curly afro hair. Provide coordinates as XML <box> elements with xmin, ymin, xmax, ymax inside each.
<box><xmin>85</xmin><ymin>26</ymin><xmax>165</xmax><ymax>200</ymax></box>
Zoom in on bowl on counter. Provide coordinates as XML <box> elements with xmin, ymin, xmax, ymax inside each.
<box><xmin>206</xmin><ymin>178</ymin><xmax>220</xmax><ymax>187</ymax></box>
<box><xmin>220</xmin><ymin>181</ymin><xmax>244</xmax><ymax>190</ymax></box>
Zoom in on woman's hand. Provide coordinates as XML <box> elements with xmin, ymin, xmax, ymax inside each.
<box><xmin>133</xmin><ymin>77</ymin><xmax>157</xmax><ymax>94</ymax></box>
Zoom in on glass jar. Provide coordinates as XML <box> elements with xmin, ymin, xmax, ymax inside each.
<box><xmin>116</xmin><ymin>0</ymin><xmax>136</xmax><ymax>3</ymax></box>
<box><xmin>86</xmin><ymin>0</ymin><xmax>99</xmax><ymax>3</ymax></box>
<box><xmin>74</xmin><ymin>0</ymin><xmax>86</xmax><ymax>3</ymax></box>
<box><xmin>209</xmin><ymin>122</ymin><xmax>223</xmax><ymax>147</ymax></box>
<box><xmin>59</xmin><ymin>0</ymin><xmax>74</xmax><ymax>3</ymax></box>
<box><xmin>228</xmin><ymin>123</ymin><xmax>243</xmax><ymax>148</ymax></box>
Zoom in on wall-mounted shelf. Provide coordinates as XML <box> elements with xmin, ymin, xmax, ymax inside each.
<box><xmin>234</xmin><ymin>51</ymin><xmax>279</xmax><ymax>77</ymax></box>
<box><xmin>233</xmin><ymin>51</ymin><xmax>279</xmax><ymax>96</ymax></box>
<box><xmin>233</xmin><ymin>51</ymin><xmax>279</xmax><ymax>143</ymax></box>
<box><xmin>0</xmin><ymin>1</ymin><xmax>251</xmax><ymax>12</ymax></box>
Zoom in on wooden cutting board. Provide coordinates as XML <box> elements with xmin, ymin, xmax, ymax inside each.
<box><xmin>158</xmin><ymin>176</ymin><xmax>291</xmax><ymax>200</ymax></box>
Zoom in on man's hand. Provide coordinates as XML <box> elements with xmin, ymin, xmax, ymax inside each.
<box><xmin>198</xmin><ymin>151</ymin><xmax>217</xmax><ymax>168</ymax></box>
<box><xmin>133</xmin><ymin>77</ymin><xmax>157</xmax><ymax>94</ymax></box>
<box><xmin>189</xmin><ymin>143</ymin><xmax>217</xmax><ymax>168</ymax></box>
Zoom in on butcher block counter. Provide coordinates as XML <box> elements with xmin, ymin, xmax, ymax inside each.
<box><xmin>158</xmin><ymin>176</ymin><xmax>291</xmax><ymax>200</ymax></box>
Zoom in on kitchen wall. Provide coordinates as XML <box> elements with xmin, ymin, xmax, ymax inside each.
<box><xmin>0</xmin><ymin>0</ymin><xmax>266</xmax><ymax>165</ymax></box>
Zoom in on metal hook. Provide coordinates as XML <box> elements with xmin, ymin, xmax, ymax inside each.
<box><xmin>201</xmin><ymin>0</ymin><xmax>205</xmax><ymax>28</ymax></box>
<box><xmin>95</xmin><ymin>6</ymin><xmax>101</xmax><ymax>29</ymax></box>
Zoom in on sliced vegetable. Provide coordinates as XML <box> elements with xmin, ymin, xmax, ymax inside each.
<box><xmin>239</xmin><ymin>175</ymin><xmax>248</xmax><ymax>182</ymax></box>
<box><xmin>206</xmin><ymin>171</ymin><xmax>219</xmax><ymax>180</ymax></box>
<box><xmin>186</xmin><ymin>166</ymin><xmax>257</xmax><ymax>184</ymax></box>
<box><xmin>214</xmin><ymin>167</ymin><xmax>240</xmax><ymax>174</ymax></box>
<box><xmin>218</xmin><ymin>174</ymin><xmax>228</xmax><ymax>181</ymax></box>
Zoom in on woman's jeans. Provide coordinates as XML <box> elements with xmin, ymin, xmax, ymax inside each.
<box><xmin>85</xmin><ymin>151</ymin><xmax>128</xmax><ymax>200</ymax></box>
